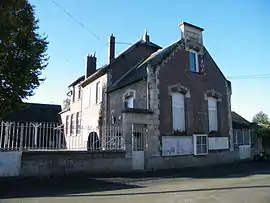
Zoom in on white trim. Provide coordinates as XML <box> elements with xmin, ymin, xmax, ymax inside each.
<box><xmin>189</xmin><ymin>49</ymin><xmax>199</xmax><ymax>73</ymax></box>
<box><xmin>193</xmin><ymin>134</ymin><xmax>208</xmax><ymax>155</ymax></box>
<box><xmin>122</xmin><ymin>89</ymin><xmax>136</xmax><ymax>102</ymax></box>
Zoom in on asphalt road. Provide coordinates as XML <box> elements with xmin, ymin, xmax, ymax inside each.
<box><xmin>1</xmin><ymin>161</ymin><xmax>270</xmax><ymax>203</ymax></box>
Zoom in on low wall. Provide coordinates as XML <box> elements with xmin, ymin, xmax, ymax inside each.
<box><xmin>146</xmin><ymin>151</ymin><xmax>240</xmax><ymax>170</ymax></box>
<box><xmin>20</xmin><ymin>151</ymin><xmax>132</xmax><ymax>177</ymax></box>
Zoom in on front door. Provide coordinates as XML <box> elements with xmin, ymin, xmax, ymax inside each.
<box><xmin>132</xmin><ymin>124</ymin><xmax>145</xmax><ymax>170</ymax></box>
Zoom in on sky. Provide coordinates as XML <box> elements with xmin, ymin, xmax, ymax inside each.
<box><xmin>27</xmin><ymin>0</ymin><xmax>270</xmax><ymax>122</ymax></box>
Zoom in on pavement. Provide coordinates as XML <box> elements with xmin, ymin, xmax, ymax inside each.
<box><xmin>1</xmin><ymin>161</ymin><xmax>270</xmax><ymax>203</ymax></box>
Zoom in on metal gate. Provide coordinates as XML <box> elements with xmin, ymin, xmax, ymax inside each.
<box><xmin>132</xmin><ymin>124</ymin><xmax>146</xmax><ymax>170</ymax></box>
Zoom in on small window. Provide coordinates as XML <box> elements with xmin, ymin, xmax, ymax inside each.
<box><xmin>76</xmin><ymin>112</ymin><xmax>81</xmax><ymax>135</ymax></box>
<box><xmin>193</xmin><ymin>134</ymin><xmax>208</xmax><ymax>155</ymax></box>
<box><xmin>208</xmin><ymin>97</ymin><xmax>218</xmax><ymax>132</ymax></box>
<box><xmin>124</xmin><ymin>96</ymin><xmax>135</xmax><ymax>108</ymax></box>
<box><xmin>78</xmin><ymin>87</ymin><xmax>81</xmax><ymax>100</ymax></box>
<box><xmin>65</xmin><ymin>115</ymin><xmax>70</xmax><ymax>135</ymax></box>
<box><xmin>72</xmin><ymin>87</ymin><xmax>75</xmax><ymax>102</ymax></box>
<box><xmin>96</xmin><ymin>82</ymin><xmax>102</xmax><ymax>103</ymax></box>
<box><xmin>172</xmin><ymin>93</ymin><xmax>185</xmax><ymax>131</ymax></box>
<box><xmin>70</xmin><ymin>114</ymin><xmax>75</xmax><ymax>135</ymax></box>
<box><xmin>189</xmin><ymin>50</ymin><xmax>199</xmax><ymax>73</ymax></box>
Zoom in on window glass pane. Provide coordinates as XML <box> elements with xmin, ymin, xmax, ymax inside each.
<box><xmin>202</xmin><ymin>136</ymin><xmax>207</xmax><ymax>145</ymax></box>
<box><xmin>201</xmin><ymin>144</ymin><xmax>207</xmax><ymax>153</ymax></box>
<box><xmin>172</xmin><ymin>93</ymin><xmax>185</xmax><ymax>131</ymax></box>
<box><xmin>243</xmin><ymin>131</ymin><xmax>250</xmax><ymax>145</ymax></box>
<box><xmin>197</xmin><ymin>136</ymin><xmax>201</xmax><ymax>145</ymax></box>
<box><xmin>189</xmin><ymin>52</ymin><xmax>196</xmax><ymax>72</ymax></box>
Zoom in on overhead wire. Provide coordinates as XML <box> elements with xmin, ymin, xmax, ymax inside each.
<box><xmin>51</xmin><ymin>1</ymin><xmax>270</xmax><ymax>81</ymax></box>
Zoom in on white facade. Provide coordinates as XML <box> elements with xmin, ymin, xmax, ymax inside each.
<box><xmin>81</xmin><ymin>74</ymin><xmax>107</xmax><ymax>142</ymax></box>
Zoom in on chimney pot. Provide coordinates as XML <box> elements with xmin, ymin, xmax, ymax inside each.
<box><xmin>108</xmin><ymin>34</ymin><xmax>115</xmax><ymax>64</ymax></box>
<box><xmin>85</xmin><ymin>54</ymin><xmax>97</xmax><ymax>78</ymax></box>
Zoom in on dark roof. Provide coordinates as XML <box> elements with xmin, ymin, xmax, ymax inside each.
<box><xmin>68</xmin><ymin>75</ymin><xmax>85</xmax><ymax>88</ymax></box>
<box><xmin>80</xmin><ymin>39</ymin><xmax>161</xmax><ymax>88</ymax></box>
<box><xmin>232</xmin><ymin>111</ymin><xmax>251</xmax><ymax>129</ymax></box>
<box><xmin>108</xmin><ymin>39</ymin><xmax>181</xmax><ymax>92</ymax></box>
<box><xmin>3</xmin><ymin>103</ymin><xmax>62</xmax><ymax>123</ymax></box>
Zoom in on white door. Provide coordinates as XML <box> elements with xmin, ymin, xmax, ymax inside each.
<box><xmin>132</xmin><ymin>125</ymin><xmax>145</xmax><ymax>170</ymax></box>
<box><xmin>239</xmin><ymin>145</ymin><xmax>251</xmax><ymax>159</ymax></box>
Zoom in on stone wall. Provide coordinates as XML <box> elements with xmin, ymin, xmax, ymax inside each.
<box><xmin>20</xmin><ymin>151</ymin><xmax>132</xmax><ymax>177</ymax></box>
<box><xmin>146</xmin><ymin>151</ymin><xmax>240</xmax><ymax>170</ymax></box>
<box><xmin>108</xmin><ymin>81</ymin><xmax>147</xmax><ymax>126</ymax></box>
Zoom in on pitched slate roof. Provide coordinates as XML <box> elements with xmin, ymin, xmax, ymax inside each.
<box><xmin>108</xmin><ymin>39</ymin><xmax>182</xmax><ymax>92</ymax></box>
<box><xmin>2</xmin><ymin>103</ymin><xmax>62</xmax><ymax>123</ymax></box>
<box><xmin>68</xmin><ymin>75</ymin><xmax>85</xmax><ymax>88</ymax></box>
<box><xmin>232</xmin><ymin>111</ymin><xmax>251</xmax><ymax>129</ymax></box>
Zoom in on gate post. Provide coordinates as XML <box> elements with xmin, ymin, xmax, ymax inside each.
<box><xmin>122</xmin><ymin>113</ymin><xmax>132</xmax><ymax>157</ymax></box>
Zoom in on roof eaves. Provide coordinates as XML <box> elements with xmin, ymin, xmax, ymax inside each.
<box><xmin>68</xmin><ymin>75</ymin><xmax>85</xmax><ymax>88</ymax></box>
<box><xmin>81</xmin><ymin>67</ymin><xmax>107</xmax><ymax>87</ymax></box>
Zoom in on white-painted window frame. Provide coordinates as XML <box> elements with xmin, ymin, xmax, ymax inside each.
<box><xmin>208</xmin><ymin>97</ymin><xmax>218</xmax><ymax>132</ymax></box>
<box><xmin>171</xmin><ymin>92</ymin><xmax>185</xmax><ymax>132</ymax></box>
<box><xmin>193</xmin><ymin>134</ymin><xmax>208</xmax><ymax>155</ymax></box>
<box><xmin>189</xmin><ymin>49</ymin><xmax>199</xmax><ymax>73</ymax></box>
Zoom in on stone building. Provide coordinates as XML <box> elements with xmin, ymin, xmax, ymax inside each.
<box><xmin>61</xmin><ymin>22</ymin><xmax>238</xmax><ymax>170</ymax></box>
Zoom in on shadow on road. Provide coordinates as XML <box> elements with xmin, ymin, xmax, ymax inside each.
<box><xmin>0</xmin><ymin>161</ymin><xmax>270</xmax><ymax>199</ymax></box>
<box><xmin>66</xmin><ymin>185</ymin><xmax>270</xmax><ymax>197</ymax></box>
<box><xmin>0</xmin><ymin>177</ymin><xmax>143</xmax><ymax>199</ymax></box>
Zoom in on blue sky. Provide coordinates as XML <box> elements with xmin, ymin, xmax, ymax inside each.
<box><xmin>28</xmin><ymin>0</ymin><xmax>270</xmax><ymax>121</ymax></box>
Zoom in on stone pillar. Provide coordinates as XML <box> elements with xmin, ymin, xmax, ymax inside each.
<box><xmin>122</xmin><ymin>113</ymin><xmax>132</xmax><ymax>157</ymax></box>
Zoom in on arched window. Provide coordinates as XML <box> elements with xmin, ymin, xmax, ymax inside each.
<box><xmin>123</xmin><ymin>89</ymin><xmax>136</xmax><ymax>108</ymax></box>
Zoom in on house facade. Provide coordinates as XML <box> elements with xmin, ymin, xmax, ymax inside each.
<box><xmin>61</xmin><ymin>22</ymin><xmax>239</xmax><ymax>169</ymax></box>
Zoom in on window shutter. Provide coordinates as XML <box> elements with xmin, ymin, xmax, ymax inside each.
<box><xmin>208</xmin><ymin>97</ymin><xmax>218</xmax><ymax>131</ymax></box>
<box><xmin>172</xmin><ymin>93</ymin><xmax>185</xmax><ymax>131</ymax></box>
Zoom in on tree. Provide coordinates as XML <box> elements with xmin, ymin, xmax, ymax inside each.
<box><xmin>63</xmin><ymin>98</ymin><xmax>70</xmax><ymax>111</ymax></box>
<box><xmin>0</xmin><ymin>0</ymin><xmax>48</xmax><ymax>118</ymax></box>
<box><xmin>252</xmin><ymin>111</ymin><xmax>270</xmax><ymax>125</ymax></box>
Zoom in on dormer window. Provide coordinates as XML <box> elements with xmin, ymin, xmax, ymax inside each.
<box><xmin>189</xmin><ymin>50</ymin><xmax>199</xmax><ymax>73</ymax></box>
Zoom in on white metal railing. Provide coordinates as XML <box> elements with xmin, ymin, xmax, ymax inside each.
<box><xmin>0</xmin><ymin>121</ymin><xmax>125</xmax><ymax>152</ymax></box>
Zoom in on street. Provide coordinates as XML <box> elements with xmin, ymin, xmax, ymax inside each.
<box><xmin>1</xmin><ymin>161</ymin><xmax>270</xmax><ymax>203</ymax></box>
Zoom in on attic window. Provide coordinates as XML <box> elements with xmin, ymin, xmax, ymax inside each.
<box><xmin>189</xmin><ymin>50</ymin><xmax>199</xmax><ymax>73</ymax></box>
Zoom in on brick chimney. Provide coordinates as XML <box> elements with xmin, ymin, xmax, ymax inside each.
<box><xmin>85</xmin><ymin>54</ymin><xmax>97</xmax><ymax>78</ymax></box>
<box><xmin>179</xmin><ymin>22</ymin><xmax>204</xmax><ymax>54</ymax></box>
<box><xmin>108</xmin><ymin>34</ymin><xmax>115</xmax><ymax>64</ymax></box>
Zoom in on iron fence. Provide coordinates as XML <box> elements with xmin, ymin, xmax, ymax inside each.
<box><xmin>0</xmin><ymin>121</ymin><xmax>125</xmax><ymax>151</ymax></box>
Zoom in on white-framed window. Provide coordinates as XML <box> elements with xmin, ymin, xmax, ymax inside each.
<box><xmin>76</xmin><ymin>112</ymin><xmax>81</xmax><ymax>135</ymax></box>
<box><xmin>65</xmin><ymin>115</ymin><xmax>70</xmax><ymax>135</ymax></box>
<box><xmin>189</xmin><ymin>50</ymin><xmax>199</xmax><ymax>73</ymax></box>
<box><xmin>72</xmin><ymin>87</ymin><xmax>75</xmax><ymax>102</ymax></box>
<box><xmin>70</xmin><ymin>113</ymin><xmax>75</xmax><ymax>135</ymax></box>
<box><xmin>124</xmin><ymin>96</ymin><xmax>135</xmax><ymax>108</ymax></box>
<box><xmin>172</xmin><ymin>92</ymin><xmax>185</xmax><ymax>131</ymax></box>
<box><xmin>208</xmin><ymin>97</ymin><xmax>218</xmax><ymax>132</ymax></box>
<box><xmin>193</xmin><ymin>134</ymin><xmax>208</xmax><ymax>155</ymax></box>
<box><xmin>95</xmin><ymin>82</ymin><xmax>102</xmax><ymax>103</ymax></box>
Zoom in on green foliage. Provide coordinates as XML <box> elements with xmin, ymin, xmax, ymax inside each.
<box><xmin>252</xmin><ymin>111</ymin><xmax>270</xmax><ymax>125</ymax></box>
<box><xmin>257</xmin><ymin>125</ymin><xmax>270</xmax><ymax>138</ymax></box>
<box><xmin>0</xmin><ymin>0</ymin><xmax>48</xmax><ymax>118</ymax></box>
<box><xmin>63</xmin><ymin>98</ymin><xmax>70</xmax><ymax>111</ymax></box>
